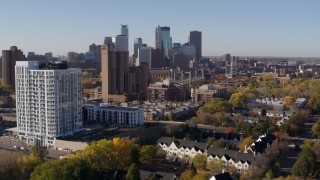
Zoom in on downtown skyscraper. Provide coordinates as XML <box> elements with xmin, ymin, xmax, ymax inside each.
<box><xmin>133</xmin><ymin>38</ymin><xmax>142</xmax><ymax>59</ymax></box>
<box><xmin>115</xmin><ymin>25</ymin><xmax>129</xmax><ymax>52</ymax></box>
<box><xmin>2</xmin><ymin>46</ymin><xmax>26</xmax><ymax>87</ymax></box>
<box><xmin>189</xmin><ymin>31</ymin><xmax>202</xmax><ymax>59</ymax></box>
<box><xmin>155</xmin><ymin>25</ymin><xmax>172</xmax><ymax>57</ymax></box>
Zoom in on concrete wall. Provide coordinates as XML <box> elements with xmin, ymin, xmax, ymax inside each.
<box><xmin>54</xmin><ymin>139</ymin><xmax>88</xmax><ymax>151</ymax></box>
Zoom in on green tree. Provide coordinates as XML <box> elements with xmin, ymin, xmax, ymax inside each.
<box><xmin>130</xmin><ymin>146</ymin><xmax>140</xmax><ymax>164</ymax></box>
<box><xmin>210</xmin><ymin>140</ymin><xmax>227</xmax><ymax>148</ymax></box>
<box><xmin>126</xmin><ymin>163</ymin><xmax>141</xmax><ymax>180</ymax></box>
<box><xmin>167</xmin><ymin>111</ymin><xmax>174</xmax><ymax>121</ymax></box>
<box><xmin>229</xmin><ymin>92</ymin><xmax>247</xmax><ymax>108</ymax></box>
<box><xmin>265</xmin><ymin>169</ymin><xmax>274</xmax><ymax>179</ymax></box>
<box><xmin>283</xmin><ymin>111</ymin><xmax>308</xmax><ymax>136</ymax></box>
<box><xmin>166</xmin><ymin>124</ymin><xmax>188</xmax><ymax>139</ymax></box>
<box><xmin>68</xmin><ymin>138</ymin><xmax>135</xmax><ymax>170</ymax></box>
<box><xmin>193</xmin><ymin>171</ymin><xmax>209</xmax><ymax>180</ymax></box>
<box><xmin>291</xmin><ymin>141</ymin><xmax>320</xmax><ymax>178</ymax></box>
<box><xmin>238</xmin><ymin>136</ymin><xmax>254</xmax><ymax>152</ymax></box>
<box><xmin>192</xmin><ymin>154</ymin><xmax>207</xmax><ymax>170</ymax></box>
<box><xmin>139</xmin><ymin>145</ymin><xmax>156</xmax><ymax>163</ymax></box>
<box><xmin>179</xmin><ymin>169</ymin><xmax>195</xmax><ymax>180</ymax></box>
<box><xmin>31</xmin><ymin>158</ymin><xmax>100</xmax><ymax>180</ymax></box>
<box><xmin>235</xmin><ymin>121</ymin><xmax>255</xmax><ymax>137</ymax></box>
<box><xmin>17</xmin><ymin>155</ymin><xmax>42</xmax><ymax>179</ymax></box>
<box><xmin>311</xmin><ymin>120</ymin><xmax>320</xmax><ymax>139</ymax></box>
<box><xmin>30</xmin><ymin>146</ymin><xmax>48</xmax><ymax>161</ymax></box>
<box><xmin>308</xmin><ymin>93</ymin><xmax>320</xmax><ymax>113</ymax></box>
<box><xmin>207</xmin><ymin>159</ymin><xmax>222</xmax><ymax>174</ymax></box>
<box><xmin>198</xmin><ymin>98</ymin><xmax>232</xmax><ymax>114</ymax></box>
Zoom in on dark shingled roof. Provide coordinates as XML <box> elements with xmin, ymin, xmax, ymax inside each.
<box><xmin>212</xmin><ymin>172</ymin><xmax>234</xmax><ymax>180</ymax></box>
<box><xmin>248</xmin><ymin>134</ymin><xmax>276</xmax><ymax>154</ymax></box>
<box><xmin>140</xmin><ymin>170</ymin><xmax>177</xmax><ymax>180</ymax></box>
<box><xmin>201</xmin><ymin>131</ymin><xmax>242</xmax><ymax>141</ymax></box>
<box><xmin>157</xmin><ymin>137</ymin><xmax>207</xmax><ymax>152</ymax></box>
<box><xmin>207</xmin><ymin>147</ymin><xmax>254</xmax><ymax>164</ymax></box>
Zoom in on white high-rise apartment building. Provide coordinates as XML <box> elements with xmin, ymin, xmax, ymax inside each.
<box><xmin>15</xmin><ymin>61</ymin><xmax>83</xmax><ymax>147</ymax></box>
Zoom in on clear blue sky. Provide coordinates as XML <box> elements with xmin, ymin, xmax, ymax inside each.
<box><xmin>1</xmin><ymin>0</ymin><xmax>319</xmax><ymax>57</ymax></box>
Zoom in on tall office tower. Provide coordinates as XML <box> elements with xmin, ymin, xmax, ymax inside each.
<box><xmin>128</xmin><ymin>62</ymin><xmax>149</xmax><ymax>100</ymax></box>
<box><xmin>104</xmin><ymin>37</ymin><xmax>115</xmax><ymax>51</ymax></box>
<box><xmin>95</xmin><ymin>45</ymin><xmax>102</xmax><ymax>62</ymax></box>
<box><xmin>27</xmin><ymin>52</ymin><xmax>36</xmax><ymax>60</ymax></box>
<box><xmin>89</xmin><ymin>43</ymin><xmax>97</xmax><ymax>52</ymax></box>
<box><xmin>119</xmin><ymin>24</ymin><xmax>129</xmax><ymax>51</ymax></box>
<box><xmin>15</xmin><ymin>61</ymin><xmax>82</xmax><ymax>146</ymax></box>
<box><xmin>189</xmin><ymin>31</ymin><xmax>202</xmax><ymax>59</ymax></box>
<box><xmin>222</xmin><ymin>54</ymin><xmax>231</xmax><ymax>64</ymax></box>
<box><xmin>101</xmin><ymin>44</ymin><xmax>129</xmax><ymax>102</ymax></box>
<box><xmin>2</xmin><ymin>46</ymin><xmax>26</xmax><ymax>87</ymax></box>
<box><xmin>180</xmin><ymin>43</ymin><xmax>196</xmax><ymax>58</ymax></box>
<box><xmin>155</xmin><ymin>26</ymin><xmax>172</xmax><ymax>57</ymax></box>
<box><xmin>136</xmin><ymin>46</ymin><xmax>153</xmax><ymax>66</ymax></box>
<box><xmin>0</xmin><ymin>57</ymin><xmax>2</xmax><ymax>79</ymax></box>
<box><xmin>44</xmin><ymin>52</ymin><xmax>53</xmax><ymax>60</ymax></box>
<box><xmin>150</xmin><ymin>48</ymin><xmax>165</xmax><ymax>69</ymax></box>
<box><xmin>173</xmin><ymin>43</ymin><xmax>181</xmax><ymax>49</ymax></box>
<box><xmin>88</xmin><ymin>43</ymin><xmax>101</xmax><ymax>62</ymax></box>
<box><xmin>133</xmin><ymin>38</ymin><xmax>142</xmax><ymax>59</ymax></box>
<box><xmin>104</xmin><ymin>37</ymin><xmax>113</xmax><ymax>45</ymax></box>
<box><xmin>121</xmin><ymin>24</ymin><xmax>128</xmax><ymax>36</ymax></box>
<box><xmin>172</xmin><ymin>53</ymin><xmax>188</xmax><ymax>69</ymax></box>
<box><xmin>115</xmin><ymin>35</ymin><xmax>129</xmax><ymax>51</ymax></box>
<box><xmin>67</xmin><ymin>52</ymin><xmax>77</xmax><ymax>62</ymax></box>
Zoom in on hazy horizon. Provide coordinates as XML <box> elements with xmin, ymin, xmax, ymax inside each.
<box><xmin>1</xmin><ymin>0</ymin><xmax>319</xmax><ymax>57</ymax></box>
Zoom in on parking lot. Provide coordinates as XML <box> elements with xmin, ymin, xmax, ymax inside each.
<box><xmin>0</xmin><ymin>136</ymin><xmax>68</xmax><ymax>159</ymax></box>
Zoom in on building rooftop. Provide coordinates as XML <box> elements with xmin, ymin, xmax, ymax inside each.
<box><xmin>39</xmin><ymin>60</ymin><xmax>68</xmax><ymax>70</ymax></box>
<box><xmin>86</xmin><ymin>103</ymin><xmax>143</xmax><ymax>112</ymax></box>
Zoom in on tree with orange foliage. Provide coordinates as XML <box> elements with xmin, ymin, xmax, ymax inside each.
<box><xmin>225</xmin><ymin>127</ymin><xmax>235</xmax><ymax>134</ymax></box>
<box><xmin>284</xmin><ymin>96</ymin><xmax>295</xmax><ymax>106</ymax></box>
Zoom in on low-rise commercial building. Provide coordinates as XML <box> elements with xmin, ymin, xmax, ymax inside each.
<box><xmin>147</xmin><ymin>79</ymin><xmax>183</xmax><ymax>102</ymax></box>
<box><xmin>194</xmin><ymin>84</ymin><xmax>227</xmax><ymax>103</ymax></box>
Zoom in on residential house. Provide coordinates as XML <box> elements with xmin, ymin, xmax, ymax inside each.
<box><xmin>207</xmin><ymin>147</ymin><xmax>254</xmax><ymax>173</ymax></box>
<box><xmin>209</xmin><ymin>172</ymin><xmax>234</xmax><ymax>180</ymax></box>
<box><xmin>245</xmin><ymin>134</ymin><xmax>276</xmax><ymax>154</ymax></box>
<box><xmin>157</xmin><ymin>137</ymin><xmax>256</xmax><ymax>174</ymax></box>
<box><xmin>157</xmin><ymin>137</ymin><xmax>207</xmax><ymax>160</ymax></box>
<box><xmin>140</xmin><ymin>170</ymin><xmax>178</xmax><ymax>180</ymax></box>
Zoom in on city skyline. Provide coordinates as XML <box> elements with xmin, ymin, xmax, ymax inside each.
<box><xmin>1</xmin><ymin>0</ymin><xmax>320</xmax><ymax>57</ymax></box>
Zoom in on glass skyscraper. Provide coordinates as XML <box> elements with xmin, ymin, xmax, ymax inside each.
<box><xmin>155</xmin><ymin>25</ymin><xmax>172</xmax><ymax>57</ymax></box>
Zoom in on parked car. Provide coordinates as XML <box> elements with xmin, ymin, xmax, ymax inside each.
<box><xmin>13</xmin><ymin>145</ymin><xmax>20</xmax><ymax>150</ymax></box>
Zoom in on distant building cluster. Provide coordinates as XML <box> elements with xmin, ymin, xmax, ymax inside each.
<box><xmin>1</xmin><ymin>23</ymin><xmax>319</xmax><ymax>151</ymax></box>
